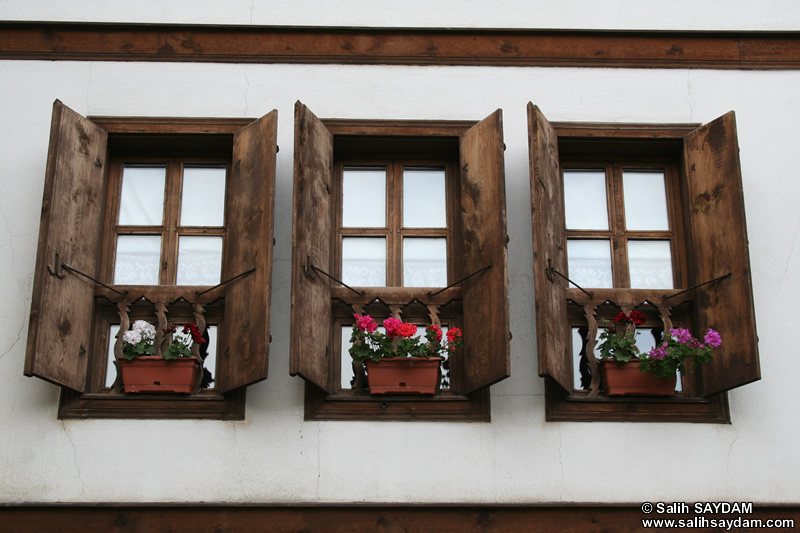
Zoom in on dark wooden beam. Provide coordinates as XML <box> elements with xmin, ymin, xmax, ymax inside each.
<box><xmin>1</xmin><ymin>22</ymin><xmax>800</xmax><ymax>69</ymax></box>
<box><xmin>2</xmin><ymin>504</ymin><xmax>798</xmax><ymax>532</ymax></box>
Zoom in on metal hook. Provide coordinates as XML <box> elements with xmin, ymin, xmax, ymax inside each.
<box><xmin>46</xmin><ymin>253</ymin><xmax>65</xmax><ymax>279</ymax></box>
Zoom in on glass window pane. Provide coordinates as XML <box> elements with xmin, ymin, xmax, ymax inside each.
<box><xmin>571</xmin><ymin>326</ymin><xmax>604</xmax><ymax>391</ymax></box>
<box><xmin>403</xmin><ymin>168</ymin><xmax>447</xmax><ymax>228</ymax></box>
<box><xmin>342</xmin><ymin>167</ymin><xmax>386</xmax><ymax>227</ymax></box>
<box><xmin>403</xmin><ymin>238</ymin><xmax>447</xmax><ymax>287</ymax></box>
<box><xmin>118</xmin><ymin>166</ymin><xmax>166</xmax><ymax>226</ymax></box>
<box><xmin>200</xmin><ymin>325</ymin><xmax>217</xmax><ymax>389</ymax></box>
<box><xmin>567</xmin><ymin>239</ymin><xmax>613</xmax><ymax>288</ymax></box>
<box><xmin>628</xmin><ymin>240</ymin><xmax>674</xmax><ymax>289</ymax></box>
<box><xmin>180</xmin><ymin>166</ymin><xmax>226</xmax><ymax>227</ymax></box>
<box><xmin>342</xmin><ymin>237</ymin><xmax>386</xmax><ymax>286</ymax></box>
<box><xmin>177</xmin><ymin>236</ymin><xmax>223</xmax><ymax>285</ymax></box>
<box><xmin>564</xmin><ymin>170</ymin><xmax>608</xmax><ymax>230</ymax></box>
<box><xmin>105</xmin><ymin>324</ymin><xmax>120</xmax><ymax>388</ymax></box>
<box><xmin>623</xmin><ymin>170</ymin><xmax>669</xmax><ymax>230</ymax></box>
<box><xmin>114</xmin><ymin>235</ymin><xmax>161</xmax><ymax>285</ymax></box>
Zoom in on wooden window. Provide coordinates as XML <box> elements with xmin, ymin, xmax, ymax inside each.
<box><xmin>290</xmin><ymin>102</ymin><xmax>510</xmax><ymax>421</ymax></box>
<box><xmin>23</xmin><ymin>100</ymin><xmax>277</xmax><ymax>419</ymax></box>
<box><xmin>529</xmin><ymin>103</ymin><xmax>760</xmax><ymax>422</ymax></box>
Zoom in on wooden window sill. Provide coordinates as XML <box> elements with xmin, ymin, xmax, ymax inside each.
<box><xmin>544</xmin><ymin>377</ymin><xmax>730</xmax><ymax>423</ymax></box>
<box><xmin>303</xmin><ymin>382</ymin><xmax>490</xmax><ymax>421</ymax></box>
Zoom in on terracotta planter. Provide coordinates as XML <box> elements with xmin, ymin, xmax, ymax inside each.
<box><xmin>118</xmin><ymin>356</ymin><xmax>201</xmax><ymax>394</ymax></box>
<box><xmin>365</xmin><ymin>357</ymin><xmax>442</xmax><ymax>395</ymax></box>
<box><xmin>598</xmin><ymin>359</ymin><xmax>676</xmax><ymax>397</ymax></box>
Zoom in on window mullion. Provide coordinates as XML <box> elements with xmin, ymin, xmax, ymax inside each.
<box><xmin>609</xmin><ymin>163</ymin><xmax>629</xmax><ymax>288</ymax></box>
<box><xmin>388</xmin><ymin>160</ymin><xmax>402</xmax><ymax>287</ymax></box>
<box><xmin>161</xmin><ymin>158</ymin><xmax>181</xmax><ymax>285</ymax></box>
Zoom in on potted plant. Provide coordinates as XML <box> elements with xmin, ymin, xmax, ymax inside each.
<box><xmin>349</xmin><ymin>314</ymin><xmax>463</xmax><ymax>395</ymax></box>
<box><xmin>596</xmin><ymin>311</ymin><xmax>720</xmax><ymax>396</ymax></box>
<box><xmin>117</xmin><ymin>320</ymin><xmax>207</xmax><ymax>394</ymax></box>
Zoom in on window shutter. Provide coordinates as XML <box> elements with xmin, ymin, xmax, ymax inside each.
<box><xmin>457</xmin><ymin>109</ymin><xmax>510</xmax><ymax>394</ymax></box>
<box><xmin>527</xmin><ymin>104</ymin><xmax>573</xmax><ymax>393</ymax></box>
<box><xmin>683</xmin><ymin>111</ymin><xmax>760</xmax><ymax>396</ymax></box>
<box><xmin>24</xmin><ymin>100</ymin><xmax>108</xmax><ymax>392</ymax></box>
<box><xmin>289</xmin><ymin>102</ymin><xmax>335</xmax><ymax>393</ymax></box>
<box><xmin>215</xmin><ymin>110</ymin><xmax>278</xmax><ymax>392</ymax></box>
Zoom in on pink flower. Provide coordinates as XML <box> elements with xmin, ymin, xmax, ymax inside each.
<box><xmin>649</xmin><ymin>343</ymin><xmax>668</xmax><ymax>360</ymax></box>
<box><xmin>704</xmin><ymin>328</ymin><xmax>722</xmax><ymax>348</ymax></box>
<box><xmin>354</xmin><ymin>314</ymin><xmax>378</xmax><ymax>333</ymax></box>
<box><xmin>670</xmin><ymin>328</ymin><xmax>693</xmax><ymax>344</ymax></box>
<box><xmin>383</xmin><ymin>317</ymin><xmax>403</xmax><ymax>339</ymax></box>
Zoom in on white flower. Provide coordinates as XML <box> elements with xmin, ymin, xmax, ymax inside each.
<box><xmin>131</xmin><ymin>320</ymin><xmax>156</xmax><ymax>341</ymax></box>
<box><xmin>123</xmin><ymin>329</ymin><xmax>142</xmax><ymax>345</ymax></box>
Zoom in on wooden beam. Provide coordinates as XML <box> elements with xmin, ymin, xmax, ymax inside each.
<box><xmin>2</xmin><ymin>504</ymin><xmax>798</xmax><ymax>532</ymax></box>
<box><xmin>1</xmin><ymin>22</ymin><xmax>800</xmax><ymax>69</ymax></box>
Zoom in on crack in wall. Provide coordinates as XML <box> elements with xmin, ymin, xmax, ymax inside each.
<box><xmin>686</xmin><ymin>69</ymin><xmax>695</xmax><ymax>122</ymax></box>
<box><xmin>0</xmin><ymin>316</ymin><xmax>25</xmax><ymax>361</ymax></box>
<box><xmin>0</xmin><ymin>202</ymin><xmax>32</xmax><ymax>362</ymax></box>
<box><xmin>781</xmin><ymin>220</ymin><xmax>800</xmax><ymax>284</ymax></box>
<box><xmin>316</xmin><ymin>424</ymin><xmax>321</xmax><ymax>501</ymax></box>
<box><xmin>61</xmin><ymin>421</ymin><xmax>86</xmax><ymax>499</ymax></box>
<box><xmin>491</xmin><ymin>422</ymin><xmax>498</xmax><ymax>502</ymax></box>
<box><xmin>86</xmin><ymin>63</ymin><xmax>92</xmax><ymax>114</ymax></box>
<box><xmin>557</xmin><ymin>424</ymin><xmax>565</xmax><ymax>501</ymax></box>
<box><xmin>243</xmin><ymin>67</ymin><xmax>251</xmax><ymax>117</ymax></box>
<box><xmin>232</xmin><ymin>421</ymin><xmax>246</xmax><ymax>500</ymax></box>
<box><xmin>726</xmin><ymin>425</ymin><xmax>740</xmax><ymax>479</ymax></box>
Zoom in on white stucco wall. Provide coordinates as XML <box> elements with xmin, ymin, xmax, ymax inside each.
<box><xmin>1</xmin><ymin>59</ymin><xmax>798</xmax><ymax>505</ymax></box>
<box><xmin>1</xmin><ymin>2</ymin><xmax>799</xmax><ymax>505</ymax></box>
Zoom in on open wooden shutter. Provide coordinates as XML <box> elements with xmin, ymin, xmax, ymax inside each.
<box><xmin>24</xmin><ymin>100</ymin><xmax>108</xmax><ymax>392</ymax></box>
<box><xmin>683</xmin><ymin>111</ymin><xmax>760</xmax><ymax>396</ymax></box>
<box><xmin>457</xmin><ymin>109</ymin><xmax>510</xmax><ymax>394</ymax></box>
<box><xmin>289</xmin><ymin>102</ymin><xmax>335</xmax><ymax>393</ymax></box>
<box><xmin>216</xmin><ymin>110</ymin><xmax>278</xmax><ymax>392</ymax></box>
<box><xmin>528</xmin><ymin>103</ymin><xmax>573</xmax><ymax>393</ymax></box>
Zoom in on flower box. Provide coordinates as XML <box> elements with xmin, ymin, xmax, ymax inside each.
<box><xmin>598</xmin><ymin>359</ymin><xmax>676</xmax><ymax>397</ymax></box>
<box><xmin>118</xmin><ymin>356</ymin><xmax>201</xmax><ymax>394</ymax></box>
<box><xmin>365</xmin><ymin>357</ymin><xmax>443</xmax><ymax>395</ymax></box>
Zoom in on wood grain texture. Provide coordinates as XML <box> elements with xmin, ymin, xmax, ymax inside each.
<box><xmin>528</xmin><ymin>103</ymin><xmax>572</xmax><ymax>393</ymax></box>
<box><xmin>216</xmin><ymin>110</ymin><xmax>277</xmax><ymax>393</ymax></box>
<box><xmin>290</xmin><ymin>102</ymin><xmax>335</xmax><ymax>392</ymax></box>
<box><xmin>2</xmin><ymin>23</ymin><xmax>800</xmax><ymax>69</ymax></box>
<box><xmin>24</xmin><ymin>100</ymin><xmax>108</xmax><ymax>392</ymax></box>
<box><xmin>682</xmin><ymin>112</ymin><xmax>760</xmax><ymax>396</ymax></box>
<box><xmin>458</xmin><ymin>109</ymin><xmax>510</xmax><ymax>394</ymax></box>
<box><xmin>3</xmin><ymin>504</ymin><xmax>798</xmax><ymax>532</ymax></box>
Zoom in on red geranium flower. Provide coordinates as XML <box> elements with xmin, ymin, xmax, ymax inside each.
<box><xmin>629</xmin><ymin>310</ymin><xmax>646</xmax><ymax>326</ymax></box>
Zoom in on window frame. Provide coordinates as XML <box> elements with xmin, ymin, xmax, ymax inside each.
<box><xmin>334</xmin><ymin>158</ymin><xmax>460</xmax><ymax>289</ymax></box>
<box><xmin>561</xmin><ymin>160</ymin><xmax>686</xmax><ymax>290</ymax></box>
<box><xmin>103</xmin><ymin>156</ymin><xmax>230</xmax><ymax>287</ymax></box>
<box><xmin>528</xmin><ymin>103</ymin><xmax>760</xmax><ymax>423</ymax></box>
<box><xmin>290</xmin><ymin>102</ymin><xmax>509</xmax><ymax>421</ymax></box>
<box><xmin>24</xmin><ymin>101</ymin><xmax>277</xmax><ymax>419</ymax></box>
